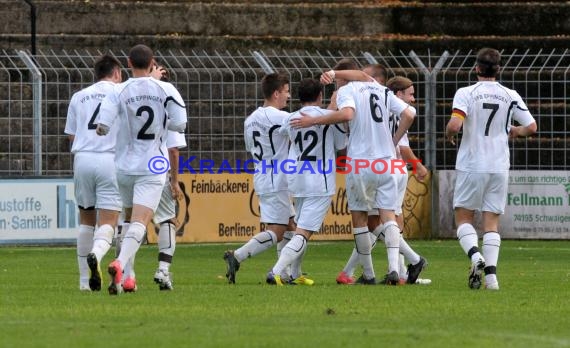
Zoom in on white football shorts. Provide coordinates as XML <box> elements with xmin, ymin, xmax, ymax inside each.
<box><xmin>368</xmin><ymin>167</ymin><xmax>408</xmax><ymax>216</ymax></box>
<box><xmin>73</xmin><ymin>152</ymin><xmax>122</xmax><ymax>211</ymax></box>
<box><xmin>259</xmin><ymin>191</ymin><xmax>292</xmax><ymax>225</ymax></box>
<box><xmin>153</xmin><ymin>179</ymin><xmax>176</xmax><ymax>224</ymax></box>
<box><xmin>294</xmin><ymin>195</ymin><xmax>332</xmax><ymax>232</ymax></box>
<box><xmin>346</xmin><ymin>162</ymin><xmax>400</xmax><ymax>212</ymax></box>
<box><xmin>117</xmin><ymin>173</ymin><xmax>167</xmax><ymax>212</ymax></box>
<box><xmin>453</xmin><ymin>170</ymin><xmax>509</xmax><ymax>214</ymax></box>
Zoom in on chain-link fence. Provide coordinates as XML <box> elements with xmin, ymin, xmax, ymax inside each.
<box><xmin>0</xmin><ymin>49</ymin><xmax>567</xmax><ymax>176</ymax></box>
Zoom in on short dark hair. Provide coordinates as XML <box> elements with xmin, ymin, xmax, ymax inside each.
<box><xmin>128</xmin><ymin>44</ymin><xmax>154</xmax><ymax>69</ymax></box>
<box><xmin>363</xmin><ymin>64</ymin><xmax>388</xmax><ymax>84</ymax></box>
<box><xmin>333</xmin><ymin>58</ymin><xmax>359</xmax><ymax>71</ymax></box>
<box><xmin>261</xmin><ymin>73</ymin><xmax>289</xmax><ymax>99</ymax></box>
<box><xmin>94</xmin><ymin>54</ymin><xmax>121</xmax><ymax>81</ymax></box>
<box><xmin>386</xmin><ymin>76</ymin><xmax>413</xmax><ymax>93</ymax></box>
<box><xmin>298</xmin><ymin>78</ymin><xmax>322</xmax><ymax>103</ymax></box>
<box><xmin>476</xmin><ymin>48</ymin><xmax>501</xmax><ymax>78</ymax></box>
<box><xmin>155</xmin><ymin>64</ymin><xmax>170</xmax><ymax>82</ymax></box>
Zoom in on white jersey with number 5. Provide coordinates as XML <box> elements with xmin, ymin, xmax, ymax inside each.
<box><xmin>97</xmin><ymin>77</ymin><xmax>187</xmax><ymax>175</ymax></box>
<box><xmin>336</xmin><ymin>81</ymin><xmax>409</xmax><ymax>160</ymax></box>
<box><xmin>244</xmin><ymin>106</ymin><xmax>290</xmax><ymax>194</ymax></box>
<box><xmin>65</xmin><ymin>81</ymin><xmax>118</xmax><ymax>153</ymax></box>
<box><xmin>452</xmin><ymin>81</ymin><xmax>535</xmax><ymax>173</ymax></box>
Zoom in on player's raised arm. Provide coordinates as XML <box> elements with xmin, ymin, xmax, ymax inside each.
<box><xmin>291</xmin><ymin>107</ymin><xmax>354</xmax><ymax>128</ymax></box>
<box><xmin>95</xmin><ymin>89</ymin><xmax>120</xmax><ymax>136</ymax></box>
<box><xmin>321</xmin><ymin>69</ymin><xmax>373</xmax><ymax>85</ymax></box>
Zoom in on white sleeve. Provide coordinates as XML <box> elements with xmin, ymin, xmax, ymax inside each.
<box><xmin>64</xmin><ymin>94</ymin><xmax>78</xmax><ymax>135</ymax></box>
<box><xmin>165</xmin><ymin>83</ymin><xmax>187</xmax><ymax>131</ymax></box>
<box><xmin>452</xmin><ymin>88</ymin><xmax>470</xmax><ymax>115</ymax></box>
<box><xmin>332</xmin><ymin>124</ymin><xmax>348</xmax><ymax>150</ymax></box>
<box><xmin>166</xmin><ymin>130</ymin><xmax>187</xmax><ymax>149</ymax></box>
<box><xmin>280</xmin><ymin>113</ymin><xmax>295</xmax><ymax>135</ymax></box>
<box><xmin>336</xmin><ymin>85</ymin><xmax>356</xmax><ymax>111</ymax></box>
<box><xmin>97</xmin><ymin>89</ymin><xmax>119</xmax><ymax>127</ymax></box>
<box><xmin>511</xmin><ymin>92</ymin><xmax>535</xmax><ymax>127</ymax></box>
<box><xmin>388</xmin><ymin>91</ymin><xmax>409</xmax><ymax>116</ymax></box>
<box><xmin>244</xmin><ymin>123</ymin><xmax>252</xmax><ymax>153</ymax></box>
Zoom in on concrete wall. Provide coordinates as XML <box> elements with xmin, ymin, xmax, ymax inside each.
<box><xmin>2</xmin><ymin>1</ymin><xmax>569</xmax><ymax>52</ymax></box>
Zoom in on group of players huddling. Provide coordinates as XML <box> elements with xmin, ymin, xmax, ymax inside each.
<box><xmin>67</xmin><ymin>45</ymin><xmax>536</xmax><ymax>293</ymax></box>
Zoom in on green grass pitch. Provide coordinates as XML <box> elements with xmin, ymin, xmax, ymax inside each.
<box><xmin>1</xmin><ymin>240</ymin><xmax>570</xmax><ymax>347</ymax></box>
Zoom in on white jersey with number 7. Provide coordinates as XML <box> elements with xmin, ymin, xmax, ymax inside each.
<box><xmin>452</xmin><ymin>81</ymin><xmax>535</xmax><ymax>173</ymax></box>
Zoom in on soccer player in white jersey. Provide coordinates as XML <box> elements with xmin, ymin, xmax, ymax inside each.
<box><xmin>64</xmin><ymin>54</ymin><xmax>123</xmax><ymax>291</ymax></box>
<box><xmin>446</xmin><ymin>48</ymin><xmax>536</xmax><ymax>290</ymax></box>
<box><xmin>335</xmin><ymin>75</ymin><xmax>429</xmax><ymax>285</ymax></box>
<box><xmin>119</xmin><ymin>130</ymin><xmax>186</xmax><ymax>292</ymax></box>
<box><xmin>292</xmin><ymin>59</ymin><xmax>416</xmax><ymax>284</ymax></box>
<box><xmin>328</xmin><ymin>64</ymin><xmax>389</xmax><ymax>236</ymax></box>
<box><xmin>223</xmin><ymin>73</ymin><xmax>296</xmax><ymax>284</ymax></box>
<box><xmin>266</xmin><ymin>78</ymin><xmax>347</xmax><ymax>285</ymax></box>
<box><xmin>95</xmin><ymin>44</ymin><xmax>187</xmax><ymax>295</ymax></box>
<box><xmin>116</xmin><ymin>65</ymin><xmax>186</xmax><ymax>292</ymax></box>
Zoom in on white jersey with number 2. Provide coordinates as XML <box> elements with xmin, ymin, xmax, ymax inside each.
<box><xmin>97</xmin><ymin>77</ymin><xmax>187</xmax><ymax>175</ymax></box>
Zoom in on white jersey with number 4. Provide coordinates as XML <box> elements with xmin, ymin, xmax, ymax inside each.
<box><xmin>244</xmin><ymin>106</ymin><xmax>290</xmax><ymax>195</ymax></box>
<box><xmin>97</xmin><ymin>77</ymin><xmax>187</xmax><ymax>175</ymax></box>
<box><xmin>336</xmin><ymin>81</ymin><xmax>409</xmax><ymax>160</ymax></box>
<box><xmin>282</xmin><ymin>106</ymin><xmax>347</xmax><ymax>197</ymax></box>
<box><xmin>65</xmin><ymin>81</ymin><xmax>118</xmax><ymax>153</ymax></box>
<box><xmin>452</xmin><ymin>81</ymin><xmax>535</xmax><ymax>173</ymax></box>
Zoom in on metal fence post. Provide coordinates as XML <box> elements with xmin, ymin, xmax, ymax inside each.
<box><xmin>409</xmin><ymin>50</ymin><xmax>448</xmax><ymax>168</ymax></box>
<box><xmin>17</xmin><ymin>50</ymin><xmax>42</xmax><ymax>175</ymax></box>
<box><xmin>409</xmin><ymin>50</ymin><xmax>449</xmax><ymax>237</ymax></box>
<box><xmin>362</xmin><ymin>52</ymin><xmax>378</xmax><ymax>64</ymax></box>
<box><xmin>253</xmin><ymin>51</ymin><xmax>275</xmax><ymax>74</ymax></box>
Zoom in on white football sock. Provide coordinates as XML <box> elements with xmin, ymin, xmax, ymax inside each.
<box><xmin>399</xmin><ymin>236</ymin><xmax>420</xmax><ymax>265</ymax></box>
<box><xmin>278</xmin><ymin>231</ymin><xmax>294</xmax><ymax>279</ymax></box>
<box><xmin>77</xmin><ymin>224</ymin><xmax>95</xmax><ymax>287</ymax></box>
<box><xmin>290</xmin><ymin>242</ymin><xmax>307</xmax><ymax>279</ymax></box>
<box><xmin>233</xmin><ymin>230</ymin><xmax>277</xmax><ymax>263</ymax></box>
<box><xmin>123</xmin><ymin>255</ymin><xmax>136</xmax><ymax>279</ymax></box>
<box><xmin>115</xmin><ymin>222</ymin><xmax>129</xmax><ymax>258</ymax></box>
<box><xmin>342</xmin><ymin>228</ymin><xmax>378</xmax><ymax>277</ymax></box>
<box><xmin>398</xmin><ymin>254</ymin><xmax>408</xmax><ymax>280</ymax></box>
<box><xmin>117</xmin><ymin>222</ymin><xmax>146</xmax><ymax>266</ymax></box>
<box><xmin>354</xmin><ymin>227</ymin><xmax>374</xmax><ymax>279</ymax></box>
<box><xmin>91</xmin><ymin>224</ymin><xmax>115</xmax><ymax>262</ymax></box>
<box><xmin>158</xmin><ymin>223</ymin><xmax>176</xmax><ymax>272</ymax></box>
<box><xmin>383</xmin><ymin>221</ymin><xmax>400</xmax><ymax>274</ymax></box>
<box><xmin>272</xmin><ymin>234</ymin><xmax>307</xmax><ymax>276</ymax></box>
<box><xmin>483</xmin><ymin>231</ymin><xmax>501</xmax><ymax>284</ymax></box>
<box><xmin>117</xmin><ymin>223</ymin><xmax>136</xmax><ymax>278</ymax></box>
<box><xmin>457</xmin><ymin>223</ymin><xmax>483</xmax><ymax>263</ymax></box>
<box><xmin>342</xmin><ymin>249</ymin><xmax>359</xmax><ymax>277</ymax></box>
<box><xmin>277</xmin><ymin>231</ymin><xmax>294</xmax><ymax>257</ymax></box>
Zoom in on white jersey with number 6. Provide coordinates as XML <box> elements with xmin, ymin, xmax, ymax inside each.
<box><xmin>244</xmin><ymin>106</ymin><xmax>290</xmax><ymax>195</ymax></box>
<box><xmin>336</xmin><ymin>81</ymin><xmax>409</xmax><ymax>160</ymax></box>
<box><xmin>65</xmin><ymin>81</ymin><xmax>118</xmax><ymax>153</ymax></box>
<box><xmin>452</xmin><ymin>81</ymin><xmax>535</xmax><ymax>173</ymax></box>
<box><xmin>97</xmin><ymin>77</ymin><xmax>187</xmax><ymax>175</ymax></box>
